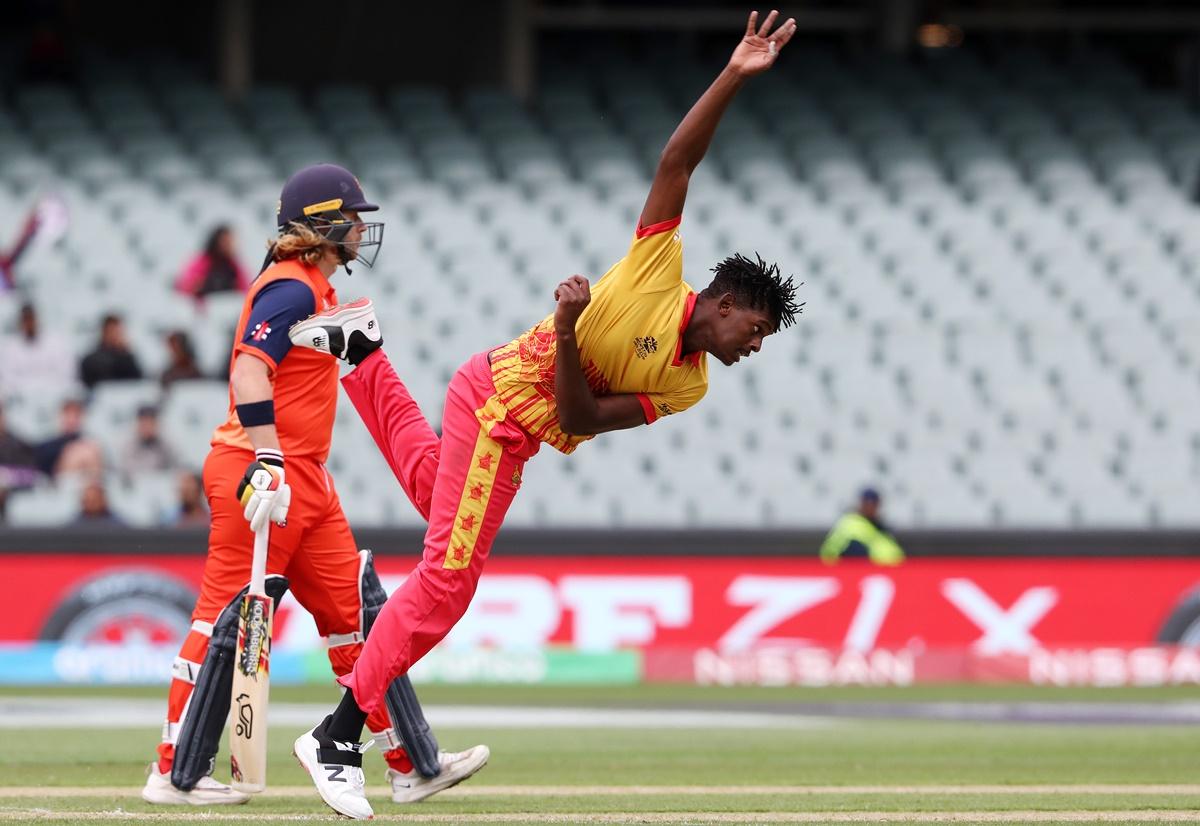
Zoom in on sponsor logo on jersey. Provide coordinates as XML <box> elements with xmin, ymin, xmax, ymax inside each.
<box><xmin>633</xmin><ymin>336</ymin><xmax>658</xmax><ymax>359</ymax></box>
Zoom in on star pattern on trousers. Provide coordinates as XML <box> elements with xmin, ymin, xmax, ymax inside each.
<box><xmin>450</xmin><ymin>544</ymin><xmax>467</xmax><ymax>563</ymax></box>
<box><xmin>476</xmin><ymin>452</ymin><xmax>494</xmax><ymax>470</ymax></box>
<box><xmin>458</xmin><ymin>513</ymin><xmax>477</xmax><ymax>533</ymax></box>
<box><xmin>468</xmin><ymin>483</ymin><xmax>485</xmax><ymax>501</ymax></box>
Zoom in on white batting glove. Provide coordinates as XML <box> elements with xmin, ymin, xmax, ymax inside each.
<box><xmin>237</xmin><ymin>449</ymin><xmax>291</xmax><ymax>531</ymax></box>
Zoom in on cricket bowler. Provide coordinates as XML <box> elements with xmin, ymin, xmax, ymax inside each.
<box><xmin>286</xmin><ymin>11</ymin><xmax>802</xmax><ymax>819</ymax></box>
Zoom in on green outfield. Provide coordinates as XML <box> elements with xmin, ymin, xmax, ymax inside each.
<box><xmin>1</xmin><ymin>683</ymin><xmax>1197</xmax><ymax>824</ymax></box>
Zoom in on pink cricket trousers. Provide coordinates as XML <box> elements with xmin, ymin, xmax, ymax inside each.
<box><xmin>336</xmin><ymin>349</ymin><xmax>540</xmax><ymax>714</ymax></box>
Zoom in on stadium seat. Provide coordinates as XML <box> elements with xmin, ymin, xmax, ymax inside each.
<box><xmin>83</xmin><ymin>380</ymin><xmax>164</xmax><ymax>441</ymax></box>
<box><xmin>3</xmin><ymin>43</ymin><xmax>1200</xmax><ymax>528</ymax></box>
<box><xmin>7</xmin><ymin>487</ymin><xmax>78</xmax><ymax>526</ymax></box>
<box><xmin>160</xmin><ymin>380</ymin><xmax>231</xmax><ymax>471</ymax></box>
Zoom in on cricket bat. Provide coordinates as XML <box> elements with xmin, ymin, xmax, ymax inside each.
<box><xmin>229</xmin><ymin>521</ymin><xmax>272</xmax><ymax>793</ymax></box>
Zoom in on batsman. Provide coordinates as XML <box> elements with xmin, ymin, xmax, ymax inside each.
<box><xmin>142</xmin><ymin>163</ymin><xmax>488</xmax><ymax>807</ymax></box>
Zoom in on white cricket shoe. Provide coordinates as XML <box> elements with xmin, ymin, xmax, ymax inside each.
<box><xmin>293</xmin><ymin>716</ymin><xmax>375</xmax><ymax>820</ymax></box>
<box><xmin>387</xmin><ymin>744</ymin><xmax>490</xmax><ymax>803</ymax></box>
<box><xmin>140</xmin><ymin>762</ymin><xmax>250</xmax><ymax>806</ymax></box>
<box><xmin>288</xmin><ymin>298</ymin><xmax>382</xmax><ymax>366</ymax></box>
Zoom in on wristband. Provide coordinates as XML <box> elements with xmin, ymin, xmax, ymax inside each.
<box><xmin>236</xmin><ymin>400</ymin><xmax>275</xmax><ymax>427</ymax></box>
<box><xmin>255</xmin><ymin>447</ymin><xmax>284</xmax><ymax>468</ymax></box>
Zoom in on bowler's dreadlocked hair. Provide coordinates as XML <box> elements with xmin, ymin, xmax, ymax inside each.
<box><xmin>700</xmin><ymin>253</ymin><xmax>803</xmax><ymax>330</ymax></box>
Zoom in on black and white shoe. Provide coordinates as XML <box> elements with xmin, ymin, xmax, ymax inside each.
<box><xmin>288</xmin><ymin>298</ymin><xmax>383</xmax><ymax>366</ymax></box>
<box><xmin>293</xmin><ymin>715</ymin><xmax>375</xmax><ymax>820</ymax></box>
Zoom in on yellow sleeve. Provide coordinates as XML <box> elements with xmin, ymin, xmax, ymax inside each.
<box><xmin>610</xmin><ymin>217</ymin><xmax>683</xmax><ymax>294</ymax></box>
<box><xmin>869</xmin><ymin>532</ymin><xmax>905</xmax><ymax>566</ymax></box>
<box><xmin>819</xmin><ymin>517</ymin><xmax>849</xmax><ymax>564</ymax></box>
<box><xmin>637</xmin><ymin>379</ymin><xmax>707</xmax><ymax>425</ymax></box>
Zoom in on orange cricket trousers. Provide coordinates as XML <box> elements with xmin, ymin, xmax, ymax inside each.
<box><xmin>336</xmin><ymin>349</ymin><xmax>540</xmax><ymax>714</ymax></box>
<box><xmin>156</xmin><ymin>444</ymin><xmax>404</xmax><ymax>774</ymax></box>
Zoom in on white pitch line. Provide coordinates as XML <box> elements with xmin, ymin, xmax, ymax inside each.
<box><xmin>0</xmin><ymin>698</ymin><xmax>833</xmax><ymax>730</ymax></box>
<box><xmin>400</xmin><ymin>784</ymin><xmax>1200</xmax><ymax>797</ymax></box>
<box><xmin>0</xmin><ymin>810</ymin><xmax>1199</xmax><ymax>823</ymax></box>
<box><xmin>1</xmin><ymin>785</ymin><xmax>1198</xmax><ymax>799</ymax></box>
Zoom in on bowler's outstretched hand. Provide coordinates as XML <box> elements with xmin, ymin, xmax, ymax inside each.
<box><xmin>728</xmin><ymin>9</ymin><xmax>797</xmax><ymax>77</ymax></box>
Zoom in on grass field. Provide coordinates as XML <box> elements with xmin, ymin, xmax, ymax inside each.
<box><xmin>2</xmin><ymin>683</ymin><xmax>1197</xmax><ymax>824</ymax></box>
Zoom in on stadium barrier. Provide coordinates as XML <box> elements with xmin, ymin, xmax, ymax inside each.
<box><xmin>1</xmin><ymin>531</ymin><xmax>1197</xmax><ymax>687</ymax></box>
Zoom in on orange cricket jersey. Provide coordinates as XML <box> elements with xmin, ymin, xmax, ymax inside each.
<box><xmin>488</xmin><ymin>217</ymin><xmax>709</xmax><ymax>453</ymax></box>
<box><xmin>210</xmin><ymin>259</ymin><xmax>340</xmax><ymax>462</ymax></box>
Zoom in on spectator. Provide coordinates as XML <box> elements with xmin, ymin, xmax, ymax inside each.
<box><xmin>0</xmin><ymin>302</ymin><xmax>75</xmax><ymax>400</ymax></box>
<box><xmin>172</xmin><ymin>471</ymin><xmax>208</xmax><ymax>527</ymax></box>
<box><xmin>34</xmin><ymin>398</ymin><xmax>104</xmax><ymax>480</ymax></box>
<box><xmin>73</xmin><ymin>480</ymin><xmax>122</xmax><ymax>526</ymax></box>
<box><xmin>20</xmin><ymin>15</ymin><xmax>78</xmax><ymax>84</ymax></box>
<box><xmin>118</xmin><ymin>404</ymin><xmax>178</xmax><ymax>477</ymax></box>
<box><xmin>819</xmin><ymin>487</ymin><xmax>905</xmax><ymax>566</ymax></box>
<box><xmin>55</xmin><ymin>437</ymin><xmax>104</xmax><ymax>480</ymax></box>
<box><xmin>161</xmin><ymin>330</ymin><xmax>204</xmax><ymax>387</ymax></box>
<box><xmin>0</xmin><ymin>405</ymin><xmax>37</xmax><ymax>474</ymax></box>
<box><xmin>0</xmin><ymin>404</ymin><xmax>41</xmax><ymax>521</ymax></box>
<box><xmin>34</xmin><ymin>398</ymin><xmax>86</xmax><ymax>476</ymax></box>
<box><xmin>175</xmin><ymin>225</ymin><xmax>249</xmax><ymax>300</ymax></box>
<box><xmin>80</xmin><ymin>313</ymin><xmax>143</xmax><ymax>389</ymax></box>
<box><xmin>0</xmin><ymin>205</ymin><xmax>43</xmax><ymax>291</ymax></box>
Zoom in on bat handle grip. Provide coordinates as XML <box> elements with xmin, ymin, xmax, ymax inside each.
<box><xmin>250</xmin><ymin>522</ymin><xmax>269</xmax><ymax>597</ymax></box>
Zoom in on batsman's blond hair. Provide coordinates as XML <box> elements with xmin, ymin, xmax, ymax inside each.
<box><xmin>270</xmin><ymin>222</ymin><xmax>332</xmax><ymax>266</ymax></box>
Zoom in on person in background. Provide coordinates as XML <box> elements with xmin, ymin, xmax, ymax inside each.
<box><xmin>73</xmin><ymin>480</ymin><xmax>122</xmax><ymax>526</ymax></box>
<box><xmin>118</xmin><ymin>404</ymin><xmax>178</xmax><ymax>477</ymax></box>
<box><xmin>819</xmin><ymin>487</ymin><xmax>905</xmax><ymax>566</ymax></box>
<box><xmin>0</xmin><ymin>302</ymin><xmax>75</xmax><ymax>400</ymax></box>
<box><xmin>0</xmin><ymin>206</ymin><xmax>42</xmax><ymax>290</ymax></box>
<box><xmin>35</xmin><ymin>398</ymin><xmax>88</xmax><ymax>477</ymax></box>
<box><xmin>0</xmin><ymin>403</ymin><xmax>41</xmax><ymax>521</ymax></box>
<box><xmin>80</xmin><ymin>313</ymin><xmax>143</xmax><ymax>389</ymax></box>
<box><xmin>161</xmin><ymin>330</ymin><xmax>204</xmax><ymax>387</ymax></box>
<box><xmin>171</xmin><ymin>471</ymin><xmax>208</xmax><ymax>527</ymax></box>
<box><xmin>55</xmin><ymin>438</ymin><xmax>104</xmax><ymax>479</ymax></box>
<box><xmin>175</xmin><ymin>225</ymin><xmax>249</xmax><ymax>301</ymax></box>
<box><xmin>0</xmin><ymin>195</ymin><xmax>67</xmax><ymax>291</ymax></box>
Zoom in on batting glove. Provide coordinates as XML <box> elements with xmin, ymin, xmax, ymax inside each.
<box><xmin>238</xmin><ymin>449</ymin><xmax>291</xmax><ymax>531</ymax></box>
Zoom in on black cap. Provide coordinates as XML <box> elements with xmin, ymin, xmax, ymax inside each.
<box><xmin>860</xmin><ymin>487</ymin><xmax>881</xmax><ymax>504</ymax></box>
<box><xmin>277</xmin><ymin>163</ymin><xmax>378</xmax><ymax>228</ymax></box>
